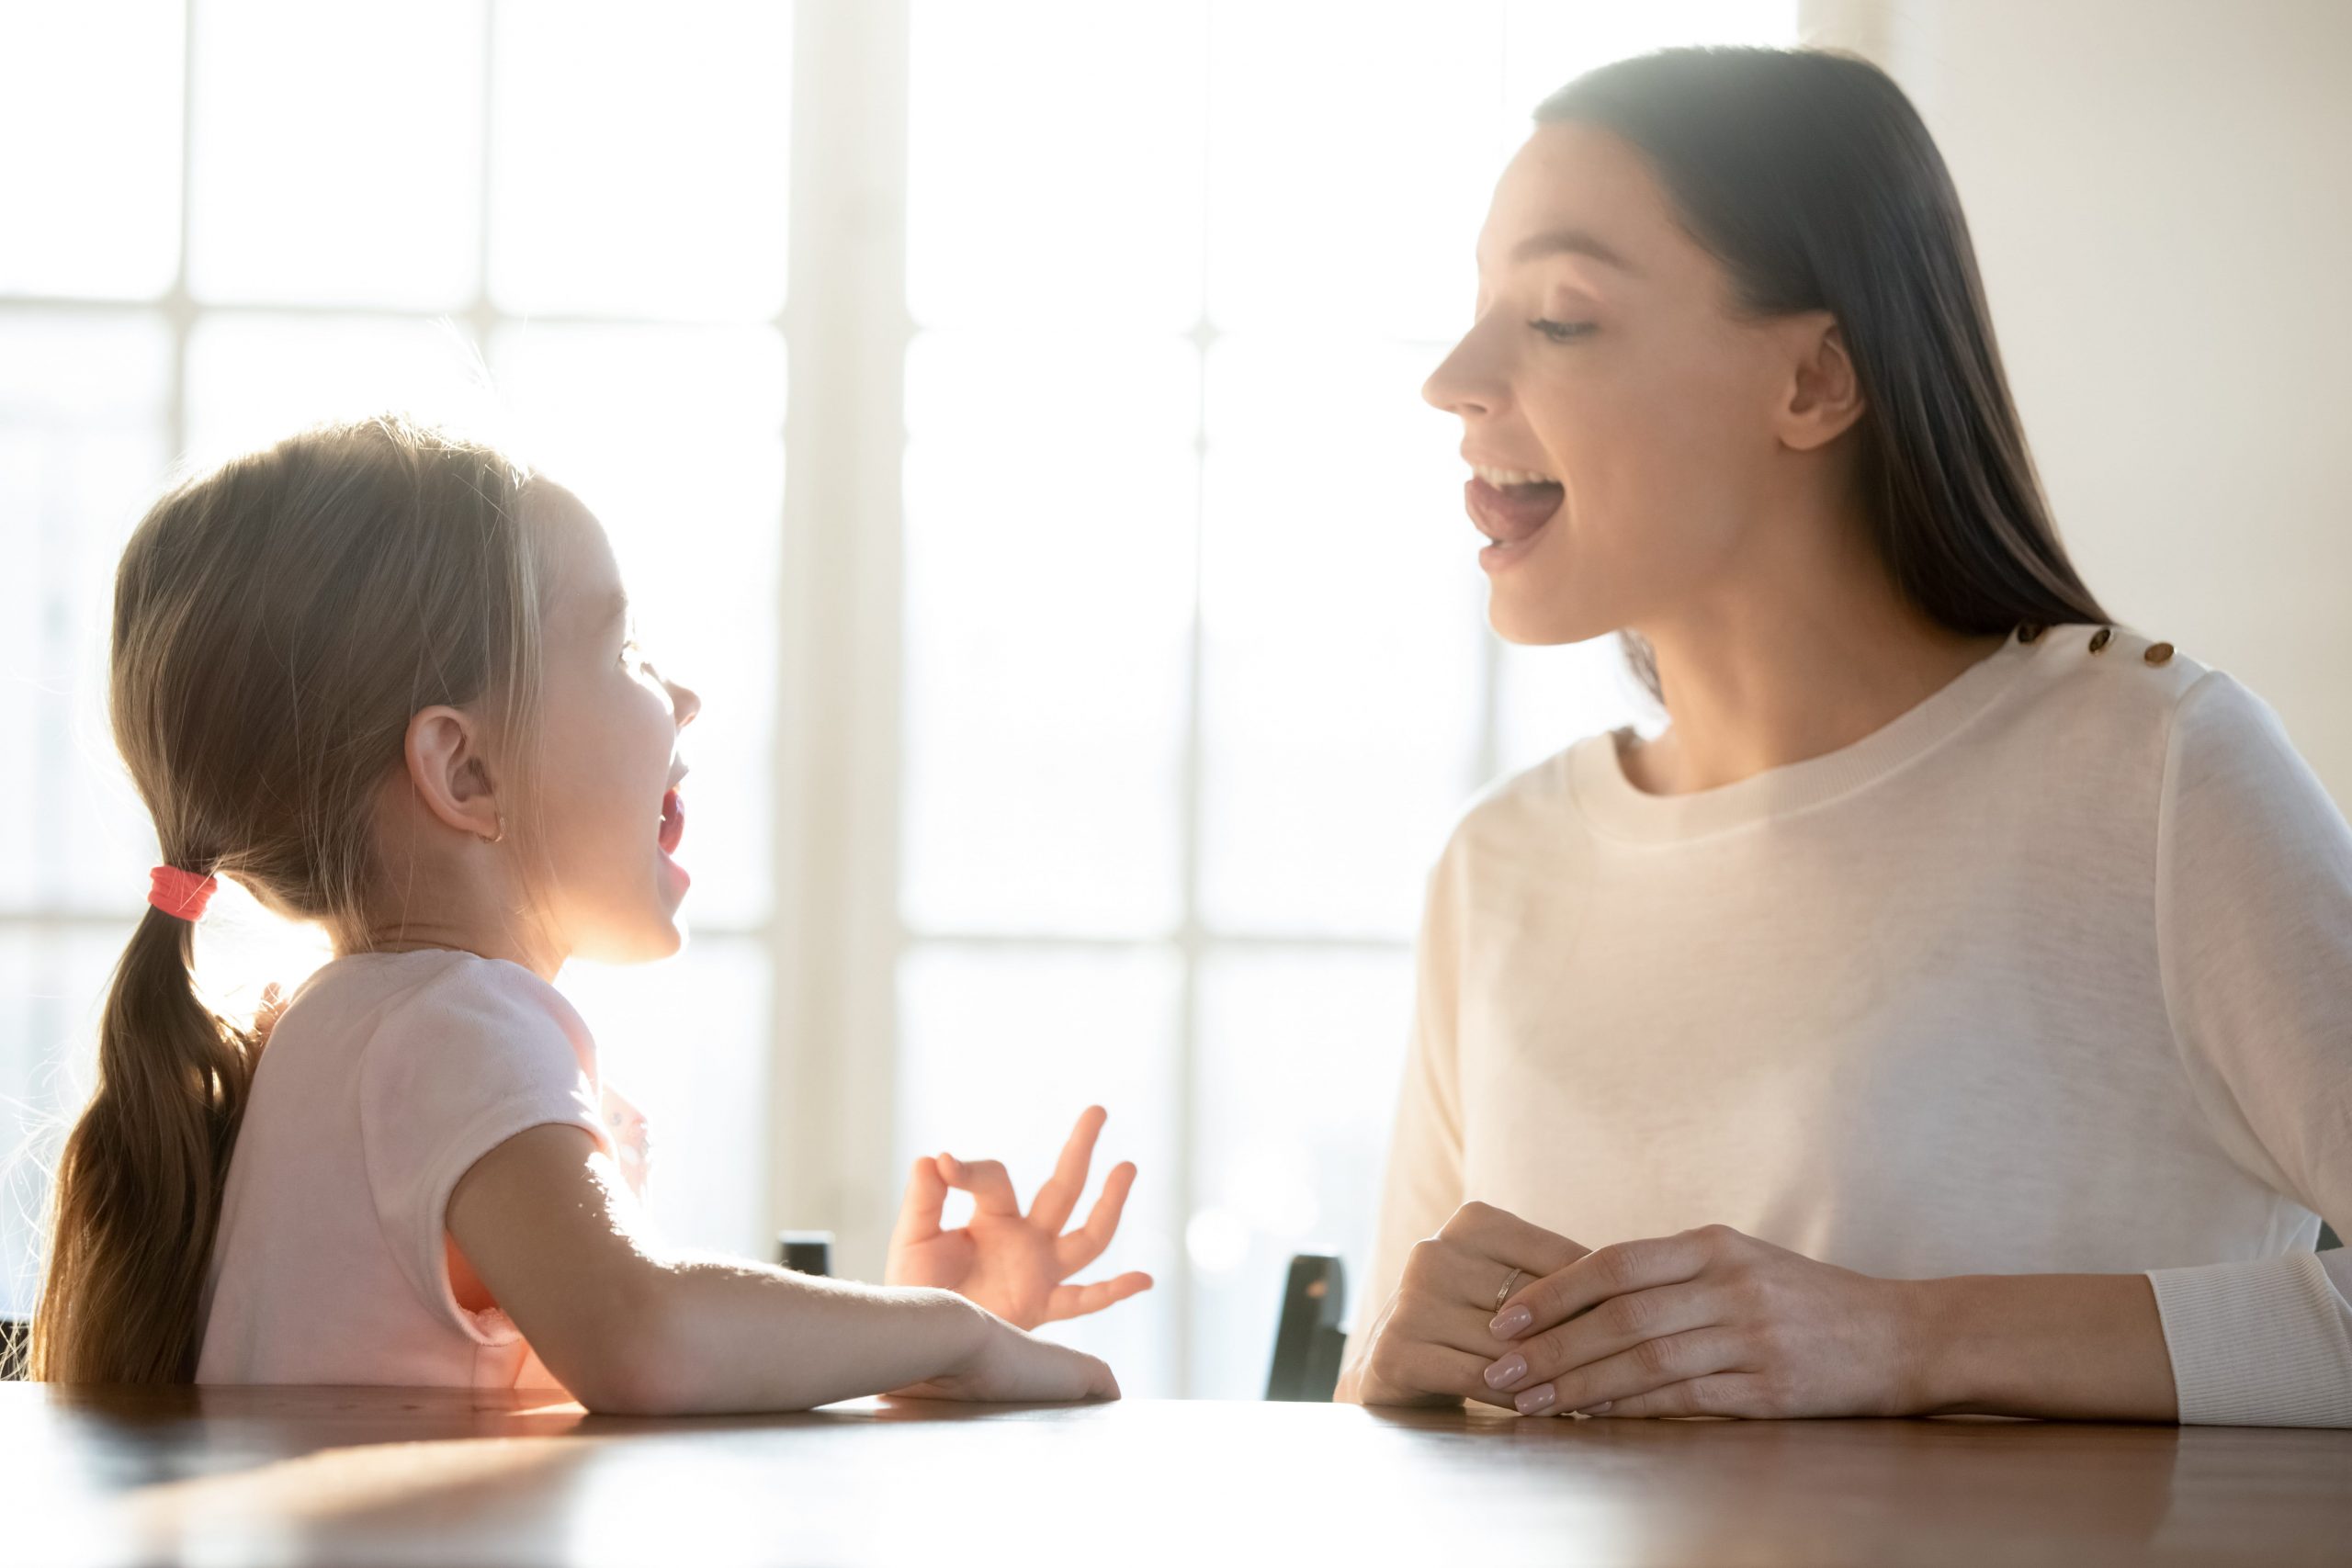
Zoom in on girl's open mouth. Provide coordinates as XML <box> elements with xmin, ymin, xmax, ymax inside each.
<box><xmin>658</xmin><ymin>787</ymin><xmax>685</xmax><ymax>857</ymax></box>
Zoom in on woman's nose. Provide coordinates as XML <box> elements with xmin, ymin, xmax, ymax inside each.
<box><xmin>1423</xmin><ymin>327</ymin><xmax>1498</xmax><ymax>418</ymax></box>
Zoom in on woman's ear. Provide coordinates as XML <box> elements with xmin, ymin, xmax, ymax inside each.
<box><xmin>1776</xmin><ymin>315</ymin><xmax>1867</xmax><ymax>452</ymax></box>
<box><xmin>403</xmin><ymin>705</ymin><xmax>503</xmax><ymax>842</ymax></box>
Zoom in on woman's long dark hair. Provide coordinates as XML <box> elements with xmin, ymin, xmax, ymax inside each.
<box><xmin>1538</xmin><ymin>48</ymin><xmax>2107</xmax><ymax>687</ymax></box>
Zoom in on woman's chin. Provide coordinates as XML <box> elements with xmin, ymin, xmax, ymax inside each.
<box><xmin>1487</xmin><ymin>591</ymin><xmax>1606</xmax><ymax>647</ymax></box>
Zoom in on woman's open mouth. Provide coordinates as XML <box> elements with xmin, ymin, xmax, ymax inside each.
<box><xmin>1464</xmin><ymin>465</ymin><xmax>1564</xmax><ymax>566</ymax></box>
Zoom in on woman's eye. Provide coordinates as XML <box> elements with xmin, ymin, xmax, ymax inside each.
<box><xmin>1530</xmin><ymin>319</ymin><xmax>1597</xmax><ymax>344</ymax></box>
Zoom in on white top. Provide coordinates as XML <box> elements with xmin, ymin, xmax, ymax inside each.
<box><xmin>198</xmin><ymin>950</ymin><xmax>649</xmax><ymax>1389</ymax></box>
<box><xmin>1354</xmin><ymin>626</ymin><xmax>2352</xmax><ymax>1426</ymax></box>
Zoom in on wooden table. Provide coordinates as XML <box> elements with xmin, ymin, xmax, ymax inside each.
<box><xmin>8</xmin><ymin>1383</ymin><xmax>2351</xmax><ymax>1566</ymax></box>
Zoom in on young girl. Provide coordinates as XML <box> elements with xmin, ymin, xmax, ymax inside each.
<box><xmin>33</xmin><ymin>415</ymin><xmax>1150</xmax><ymax>1411</ymax></box>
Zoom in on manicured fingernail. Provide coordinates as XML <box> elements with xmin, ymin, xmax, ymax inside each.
<box><xmin>1577</xmin><ymin>1401</ymin><xmax>1612</xmax><ymax>1416</ymax></box>
<box><xmin>1483</xmin><ymin>1353</ymin><xmax>1526</xmax><ymax>1389</ymax></box>
<box><xmin>1490</xmin><ymin>1304</ymin><xmax>1532</xmax><ymax>1337</ymax></box>
<box><xmin>1515</xmin><ymin>1384</ymin><xmax>1556</xmax><ymax>1416</ymax></box>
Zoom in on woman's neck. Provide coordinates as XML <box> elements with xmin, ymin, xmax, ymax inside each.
<box><xmin>1623</xmin><ymin>513</ymin><xmax>2010</xmax><ymax>797</ymax></box>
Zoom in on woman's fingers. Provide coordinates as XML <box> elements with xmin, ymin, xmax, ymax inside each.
<box><xmin>1492</xmin><ymin>1226</ymin><xmax>1718</xmax><ymax>1340</ymax></box>
<box><xmin>938</xmin><ymin>1154</ymin><xmax>1023</xmax><ymax>1216</ymax></box>
<box><xmin>1363</xmin><ymin>1334</ymin><xmax>1522</xmax><ymax>1412</ymax></box>
<box><xmin>1499</xmin><ymin>1325</ymin><xmax>1749</xmax><ymax>1417</ymax></box>
<box><xmin>1055</xmin><ymin>1160</ymin><xmax>1137</xmax><ymax>1272</ymax></box>
<box><xmin>1367</xmin><ymin>1296</ymin><xmax>1532</xmax><ymax>1404</ymax></box>
<box><xmin>1484</xmin><ymin>1281</ymin><xmax>1722</xmax><ymax>1393</ymax></box>
<box><xmin>1043</xmin><ymin>1269</ymin><xmax>1155</xmax><ymax>1323</ymax></box>
<box><xmin>1027</xmin><ymin>1105</ymin><xmax>1107</xmax><ymax>1233</ymax></box>
<box><xmin>892</xmin><ymin>1154</ymin><xmax>950</xmax><ymax>1245</ymax></box>
<box><xmin>1400</xmin><ymin>1221</ymin><xmax>1582</xmax><ymax>1335</ymax></box>
<box><xmin>1437</xmin><ymin>1201</ymin><xmax>1589</xmax><ymax>1282</ymax></box>
<box><xmin>1590</xmin><ymin>1374</ymin><xmax>1767</xmax><ymax>1420</ymax></box>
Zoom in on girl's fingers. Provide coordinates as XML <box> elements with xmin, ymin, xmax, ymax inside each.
<box><xmin>1500</xmin><ymin>1326</ymin><xmax>1748</xmax><ymax>1418</ymax></box>
<box><xmin>1485</xmin><ymin>1281</ymin><xmax>1721</xmax><ymax>1392</ymax></box>
<box><xmin>892</xmin><ymin>1155</ymin><xmax>950</xmax><ymax>1244</ymax></box>
<box><xmin>939</xmin><ymin>1154</ymin><xmax>1023</xmax><ymax>1216</ymax></box>
<box><xmin>1054</xmin><ymin>1160</ymin><xmax>1136</xmax><ymax>1272</ymax></box>
<box><xmin>1027</xmin><ymin>1105</ymin><xmax>1107</xmax><ymax>1234</ymax></box>
<box><xmin>1043</xmin><ymin>1269</ymin><xmax>1155</xmax><ymax>1323</ymax></box>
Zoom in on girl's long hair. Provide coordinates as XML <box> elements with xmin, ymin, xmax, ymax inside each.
<box><xmin>1535</xmin><ymin>48</ymin><xmax>2109</xmax><ymax>694</ymax></box>
<box><xmin>31</xmin><ymin>415</ymin><xmax>545</xmax><ymax>1382</ymax></box>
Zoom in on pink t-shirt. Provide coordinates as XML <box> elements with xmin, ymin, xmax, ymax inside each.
<box><xmin>197</xmin><ymin>949</ymin><xmax>649</xmax><ymax>1389</ymax></box>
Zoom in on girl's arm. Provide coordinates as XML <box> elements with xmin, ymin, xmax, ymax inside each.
<box><xmin>447</xmin><ymin>1124</ymin><xmax>1116</xmax><ymax>1416</ymax></box>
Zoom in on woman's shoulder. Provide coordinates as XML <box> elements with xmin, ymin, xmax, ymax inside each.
<box><xmin>2002</xmin><ymin>626</ymin><xmax>2303</xmax><ymax>783</ymax></box>
<box><xmin>1434</xmin><ymin>730</ymin><xmax>1618</xmax><ymax>872</ymax></box>
<box><xmin>2008</xmin><ymin>622</ymin><xmax>2210</xmax><ymax>724</ymax></box>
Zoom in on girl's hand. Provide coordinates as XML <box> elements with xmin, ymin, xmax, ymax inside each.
<box><xmin>891</xmin><ymin>1306</ymin><xmax>1121</xmax><ymax>1404</ymax></box>
<box><xmin>1340</xmin><ymin>1201</ymin><xmax>1589</xmax><ymax>1409</ymax></box>
<box><xmin>885</xmin><ymin>1105</ymin><xmax>1153</xmax><ymax>1330</ymax></box>
<box><xmin>1482</xmin><ymin>1224</ymin><xmax>1916</xmax><ymax>1418</ymax></box>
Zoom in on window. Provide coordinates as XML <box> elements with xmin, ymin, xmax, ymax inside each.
<box><xmin>0</xmin><ymin>0</ymin><xmax>796</xmax><ymax>1305</ymax></box>
<box><xmin>0</xmin><ymin>1</ymin><xmax>1795</xmax><ymax>1394</ymax></box>
<box><xmin>893</xmin><ymin>1</ymin><xmax>1795</xmax><ymax>1394</ymax></box>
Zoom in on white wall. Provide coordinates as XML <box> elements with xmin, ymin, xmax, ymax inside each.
<box><xmin>1806</xmin><ymin>0</ymin><xmax>2352</xmax><ymax>808</ymax></box>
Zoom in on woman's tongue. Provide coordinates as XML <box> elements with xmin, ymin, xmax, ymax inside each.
<box><xmin>1467</xmin><ymin>475</ymin><xmax>1565</xmax><ymax>544</ymax></box>
<box><xmin>657</xmin><ymin>788</ymin><xmax>685</xmax><ymax>857</ymax></box>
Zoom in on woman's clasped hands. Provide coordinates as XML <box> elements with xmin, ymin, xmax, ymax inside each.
<box><xmin>1352</xmin><ymin>1203</ymin><xmax>1921</xmax><ymax>1419</ymax></box>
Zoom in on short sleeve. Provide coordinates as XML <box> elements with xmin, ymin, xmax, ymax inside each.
<box><xmin>357</xmin><ymin>958</ymin><xmax>613</xmax><ymax>1340</ymax></box>
<box><xmin>2150</xmin><ymin>671</ymin><xmax>2352</xmax><ymax>1426</ymax></box>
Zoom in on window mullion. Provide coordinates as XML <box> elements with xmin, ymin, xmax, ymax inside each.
<box><xmin>768</xmin><ymin>0</ymin><xmax>912</xmax><ymax>1281</ymax></box>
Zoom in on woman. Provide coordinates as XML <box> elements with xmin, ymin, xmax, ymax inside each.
<box><xmin>1339</xmin><ymin>47</ymin><xmax>2351</xmax><ymax>1426</ymax></box>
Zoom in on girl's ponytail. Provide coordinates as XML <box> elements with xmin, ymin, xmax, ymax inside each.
<box><xmin>28</xmin><ymin>414</ymin><xmax>542</xmax><ymax>1382</ymax></box>
<box><xmin>33</xmin><ymin>897</ymin><xmax>261</xmax><ymax>1382</ymax></box>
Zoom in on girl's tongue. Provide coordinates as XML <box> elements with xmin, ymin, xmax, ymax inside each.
<box><xmin>658</xmin><ymin>788</ymin><xmax>685</xmax><ymax>856</ymax></box>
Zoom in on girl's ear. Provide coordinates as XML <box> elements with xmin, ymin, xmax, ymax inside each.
<box><xmin>1776</xmin><ymin>314</ymin><xmax>1868</xmax><ymax>453</ymax></box>
<box><xmin>403</xmin><ymin>705</ymin><xmax>503</xmax><ymax>842</ymax></box>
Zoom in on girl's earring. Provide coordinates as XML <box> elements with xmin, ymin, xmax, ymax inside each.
<box><xmin>480</xmin><ymin>814</ymin><xmax>505</xmax><ymax>846</ymax></box>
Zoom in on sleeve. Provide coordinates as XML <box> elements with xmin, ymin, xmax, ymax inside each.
<box><xmin>2148</xmin><ymin>671</ymin><xmax>2352</xmax><ymax>1426</ymax></box>
<box><xmin>1342</xmin><ymin>836</ymin><xmax>1472</xmax><ymax>1367</ymax></box>
<box><xmin>358</xmin><ymin>961</ymin><xmax>615</xmax><ymax>1340</ymax></box>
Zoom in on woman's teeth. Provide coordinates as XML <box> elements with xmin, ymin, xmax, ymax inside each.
<box><xmin>1473</xmin><ymin>464</ymin><xmax>1558</xmax><ymax>489</ymax></box>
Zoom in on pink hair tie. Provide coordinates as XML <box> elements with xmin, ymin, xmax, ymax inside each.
<box><xmin>148</xmin><ymin>865</ymin><xmax>219</xmax><ymax>922</ymax></box>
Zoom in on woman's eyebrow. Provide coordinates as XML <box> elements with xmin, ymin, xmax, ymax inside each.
<box><xmin>1507</xmin><ymin>226</ymin><xmax>1643</xmax><ymax>276</ymax></box>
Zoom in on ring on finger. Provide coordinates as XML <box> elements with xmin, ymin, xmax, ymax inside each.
<box><xmin>1494</xmin><ymin>1268</ymin><xmax>1524</xmax><ymax>1311</ymax></box>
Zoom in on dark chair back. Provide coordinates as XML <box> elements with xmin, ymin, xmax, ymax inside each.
<box><xmin>1265</xmin><ymin>1254</ymin><xmax>1347</xmax><ymax>1401</ymax></box>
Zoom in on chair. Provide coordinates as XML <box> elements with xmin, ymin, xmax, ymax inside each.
<box><xmin>1265</xmin><ymin>1254</ymin><xmax>1348</xmax><ymax>1401</ymax></box>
